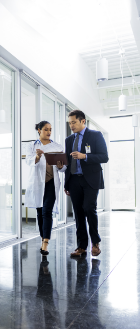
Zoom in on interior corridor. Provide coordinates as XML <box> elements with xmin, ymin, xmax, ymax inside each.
<box><xmin>0</xmin><ymin>211</ymin><xmax>139</xmax><ymax>329</ymax></box>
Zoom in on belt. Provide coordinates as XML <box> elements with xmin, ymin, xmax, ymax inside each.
<box><xmin>71</xmin><ymin>173</ymin><xmax>83</xmax><ymax>177</ymax></box>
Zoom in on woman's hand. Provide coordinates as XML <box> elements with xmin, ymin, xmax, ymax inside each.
<box><xmin>64</xmin><ymin>189</ymin><xmax>70</xmax><ymax>196</ymax></box>
<box><xmin>35</xmin><ymin>149</ymin><xmax>44</xmax><ymax>163</ymax></box>
<box><xmin>56</xmin><ymin>161</ymin><xmax>64</xmax><ymax>169</ymax></box>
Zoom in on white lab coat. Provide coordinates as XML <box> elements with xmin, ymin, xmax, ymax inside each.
<box><xmin>24</xmin><ymin>140</ymin><xmax>66</xmax><ymax>214</ymax></box>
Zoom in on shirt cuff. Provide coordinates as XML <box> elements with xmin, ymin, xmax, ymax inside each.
<box><xmin>84</xmin><ymin>155</ymin><xmax>87</xmax><ymax>162</ymax></box>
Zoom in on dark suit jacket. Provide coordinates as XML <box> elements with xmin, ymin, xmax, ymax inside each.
<box><xmin>64</xmin><ymin>128</ymin><xmax>108</xmax><ymax>190</ymax></box>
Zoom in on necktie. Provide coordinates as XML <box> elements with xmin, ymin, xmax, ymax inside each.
<box><xmin>71</xmin><ymin>133</ymin><xmax>79</xmax><ymax>174</ymax></box>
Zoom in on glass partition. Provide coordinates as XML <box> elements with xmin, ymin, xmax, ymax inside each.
<box><xmin>109</xmin><ymin>116</ymin><xmax>135</xmax><ymax>209</ymax></box>
<box><xmin>21</xmin><ymin>75</ymin><xmax>38</xmax><ymax>226</ymax></box>
<box><xmin>110</xmin><ymin>141</ymin><xmax>135</xmax><ymax>209</ymax></box>
<box><xmin>56</xmin><ymin>103</ymin><xmax>65</xmax><ymax>224</ymax></box>
<box><xmin>41</xmin><ymin>89</ymin><xmax>56</xmax><ymax>226</ymax></box>
<box><xmin>65</xmin><ymin>108</ymin><xmax>74</xmax><ymax>221</ymax></box>
<box><xmin>0</xmin><ymin>62</ymin><xmax>15</xmax><ymax>242</ymax></box>
<box><xmin>42</xmin><ymin>93</ymin><xmax>55</xmax><ymax>141</ymax></box>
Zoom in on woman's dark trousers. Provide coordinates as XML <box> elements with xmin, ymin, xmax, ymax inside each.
<box><xmin>36</xmin><ymin>178</ymin><xmax>55</xmax><ymax>239</ymax></box>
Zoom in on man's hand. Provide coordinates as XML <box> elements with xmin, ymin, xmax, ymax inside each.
<box><xmin>64</xmin><ymin>189</ymin><xmax>70</xmax><ymax>196</ymax></box>
<box><xmin>70</xmin><ymin>151</ymin><xmax>86</xmax><ymax>160</ymax></box>
<box><xmin>57</xmin><ymin>161</ymin><xmax>64</xmax><ymax>169</ymax></box>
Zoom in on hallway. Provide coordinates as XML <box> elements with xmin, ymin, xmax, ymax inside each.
<box><xmin>0</xmin><ymin>211</ymin><xmax>140</xmax><ymax>329</ymax></box>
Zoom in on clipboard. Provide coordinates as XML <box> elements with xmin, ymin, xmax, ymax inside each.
<box><xmin>44</xmin><ymin>152</ymin><xmax>68</xmax><ymax>165</ymax></box>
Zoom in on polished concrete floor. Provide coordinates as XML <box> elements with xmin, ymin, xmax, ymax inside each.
<box><xmin>0</xmin><ymin>211</ymin><xmax>140</xmax><ymax>329</ymax></box>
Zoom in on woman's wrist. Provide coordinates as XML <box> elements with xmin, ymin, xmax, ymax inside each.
<box><xmin>35</xmin><ymin>155</ymin><xmax>40</xmax><ymax>164</ymax></box>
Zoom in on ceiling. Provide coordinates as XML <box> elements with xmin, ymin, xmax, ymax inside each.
<box><xmin>1</xmin><ymin>0</ymin><xmax>140</xmax><ymax>114</ymax></box>
<box><xmin>1</xmin><ymin>0</ymin><xmax>139</xmax><ymax>81</ymax></box>
<box><xmin>79</xmin><ymin>0</ymin><xmax>140</xmax><ymax>80</ymax></box>
<box><xmin>78</xmin><ymin>0</ymin><xmax>140</xmax><ymax>113</ymax></box>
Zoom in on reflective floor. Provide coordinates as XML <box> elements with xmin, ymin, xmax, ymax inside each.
<box><xmin>0</xmin><ymin>211</ymin><xmax>140</xmax><ymax>329</ymax></box>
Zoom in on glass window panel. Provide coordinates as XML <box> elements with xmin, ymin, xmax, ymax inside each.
<box><xmin>110</xmin><ymin>141</ymin><xmax>135</xmax><ymax>209</ymax></box>
<box><xmin>0</xmin><ymin>62</ymin><xmax>15</xmax><ymax>241</ymax></box>
<box><xmin>21</xmin><ymin>75</ymin><xmax>38</xmax><ymax>141</ymax></box>
<box><xmin>109</xmin><ymin>116</ymin><xmax>134</xmax><ymax>141</ymax></box>
<box><xmin>56</xmin><ymin>103</ymin><xmax>63</xmax><ymax>223</ymax></box>
<box><xmin>58</xmin><ymin>104</ymin><xmax>61</xmax><ymax>144</ymax></box>
<box><xmin>21</xmin><ymin>76</ymin><xmax>38</xmax><ymax>223</ymax></box>
<box><xmin>42</xmin><ymin>94</ymin><xmax>54</xmax><ymax>141</ymax></box>
<box><xmin>66</xmin><ymin>109</ymin><xmax>72</xmax><ymax>136</ymax></box>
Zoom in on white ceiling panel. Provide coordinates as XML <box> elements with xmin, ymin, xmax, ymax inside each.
<box><xmin>79</xmin><ymin>0</ymin><xmax>140</xmax><ymax>80</ymax></box>
<box><xmin>1</xmin><ymin>0</ymin><xmax>140</xmax><ymax>113</ymax></box>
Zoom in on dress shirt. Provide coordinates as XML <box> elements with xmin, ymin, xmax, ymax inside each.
<box><xmin>72</xmin><ymin>126</ymin><xmax>87</xmax><ymax>175</ymax></box>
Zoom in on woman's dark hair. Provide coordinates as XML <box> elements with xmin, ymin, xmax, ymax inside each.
<box><xmin>68</xmin><ymin>110</ymin><xmax>86</xmax><ymax>123</ymax></box>
<box><xmin>35</xmin><ymin>121</ymin><xmax>51</xmax><ymax>135</ymax></box>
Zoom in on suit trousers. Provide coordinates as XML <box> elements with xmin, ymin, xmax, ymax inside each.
<box><xmin>68</xmin><ymin>174</ymin><xmax>101</xmax><ymax>250</ymax></box>
<box><xmin>36</xmin><ymin>178</ymin><xmax>55</xmax><ymax>239</ymax></box>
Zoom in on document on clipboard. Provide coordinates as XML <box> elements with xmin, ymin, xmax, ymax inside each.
<box><xmin>44</xmin><ymin>152</ymin><xmax>68</xmax><ymax>165</ymax></box>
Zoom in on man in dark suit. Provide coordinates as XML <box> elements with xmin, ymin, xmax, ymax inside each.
<box><xmin>64</xmin><ymin>110</ymin><xmax>108</xmax><ymax>257</ymax></box>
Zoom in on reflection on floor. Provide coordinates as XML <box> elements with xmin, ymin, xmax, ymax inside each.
<box><xmin>0</xmin><ymin>211</ymin><xmax>140</xmax><ymax>329</ymax></box>
<box><xmin>22</xmin><ymin>221</ymin><xmax>38</xmax><ymax>239</ymax></box>
<box><xmin>22</xmin><ymin>216</ymin><xmax>74</xmax><ymax>239</ymax></box>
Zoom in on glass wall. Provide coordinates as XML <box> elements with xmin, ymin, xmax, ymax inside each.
<box><xmin>109</xmin><ymin>116</ymin><xmax>135</xmax><ymax>209</ymax></box>
<box><xmin>0</xmin><ymin>56</ymin><xmax>108</xmax><ymax>241</ymax></box>
<box><xmin>42</xmin><ymin>93</ymin><xmax>55</xmax><ymax>141</ymax></box>
<box><xmin>66</xmin><ymin>108</ymin><xmax>74</xmax><ymax>220</ymax></box>
<box><xmin>56</xmin><ymin>103</ymin><xmax>65</xmax><ymax>224</ymax></box>
<box><xmin>41</xmin><ymin>89</ymin><xmax>56</xmax><ymax>226</ymax></box>
<box><xmin>21</xmin><ymin>75</ymin><xmax>38</xmax><ymax>227</ymax></box>
<box><xmin>0</xmin><ymin>62</ymin><xmax>15</xmax><ymax>242</ymax></box>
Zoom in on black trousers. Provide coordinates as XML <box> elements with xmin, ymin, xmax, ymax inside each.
<box><xmin>68</xmin><ymin>174</ymin><xmax>101</xmax><ymax>250</ymax></box>
<box><xmin>36</xmin><ymin>178</ymin><xmax>55</xmax><ymax>239</ymax></box>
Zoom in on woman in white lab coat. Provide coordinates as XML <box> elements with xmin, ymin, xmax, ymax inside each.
<box><xmin>25</xmin><ymin>120</ymin><xmax>66</xmax><ymax>255</ymax></box>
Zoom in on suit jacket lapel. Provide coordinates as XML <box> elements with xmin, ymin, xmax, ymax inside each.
<box><xmin>69</xmin><ymin>134</ymin><xmax>75</xmax><ymax>153</ymax></box>
<box><xmin>81</xmin><ymin>128</ymin><xmax>90</xmax><ymax>153</ymax></box>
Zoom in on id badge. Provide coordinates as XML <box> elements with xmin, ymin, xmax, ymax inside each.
<box><xmin>85</xmin><ymin>145</ymin><xmax>91</xmax><ymax>153</ymax></box>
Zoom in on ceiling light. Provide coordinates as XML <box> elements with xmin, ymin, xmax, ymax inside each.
<box><xmin>96</xmin><ymin>58</ymin><xmax>108</xmax><ymax>81</ymax></box>
<box><xmin>119</xmin><ymin>94</ymin><xmax>127</xmax><ymax>111</ymax></box>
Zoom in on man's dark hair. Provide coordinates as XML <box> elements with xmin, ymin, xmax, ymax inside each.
<box><xmin>68</xmin><ymin>110</ymin><xmax>86</xmax><ymax>123</ymax></box>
